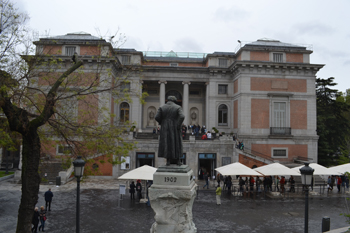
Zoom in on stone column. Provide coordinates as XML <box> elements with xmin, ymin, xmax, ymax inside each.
<box><xmin>205</xmin><ymin>82</ymin><xmax>209</xmax><ymax>128</ymax></box>
<box><xmin>182</xmin><ymin>81</ymin><xmax>191</xmax><ymax>126</ymax></box>
<box><xmin>149</xmin><ymin>165</ymin><xmax>197</xmax><ymax>233</ymax></box>
<box><xmin>158</xmin><ymin>81</ymin><xmax>167</xmax><ymax>107</ymax></box>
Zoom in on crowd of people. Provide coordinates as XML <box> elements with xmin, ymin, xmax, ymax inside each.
<box><xmin>203</xmin><ymin>174</ymin><xmax>303</xmax><ymax>195</ymax></box>
<box><xmin>327</xmin><ymin>175</ymin><xmax>349</xmax><ymax>192</ymax></box>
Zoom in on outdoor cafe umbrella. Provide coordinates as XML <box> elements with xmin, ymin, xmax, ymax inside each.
<box><xmin>215</xmin><ymin>162</ymin><xmax>261</xmax><ymax>176</ymax></box>
<box><xmin>253</xmin><ymin>162</ymin><xmax>301</xmax><ymax>176</ymax></box>
<box><xmin>118</xmin><ymin>165</ymin><xmax>157</xmax><ymax>181</ymax></box>
<box><xmin>328</xmin><ymin>163</ymin><xmax>350</xmax><ymax>175</ymax></box>
<box><xmin>291</xmin><ymin>163</ymin><xmax>340</xmax><ymax>175</ymax></box>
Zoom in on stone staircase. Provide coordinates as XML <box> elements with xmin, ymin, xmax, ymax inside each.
<box><xmin>39</xmin><ymin>162</ymin><xmax>64</xmax><ymax>184</ymax></box>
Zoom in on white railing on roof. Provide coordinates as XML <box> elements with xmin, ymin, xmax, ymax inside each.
<box><xmin>142</xmin><ymin>51</ymin><xmax>207</xmax><ymax>59</ymax></box>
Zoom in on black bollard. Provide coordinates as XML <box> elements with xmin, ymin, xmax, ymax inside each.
<box><xmin>322</xmin><ymin>216</ymin><xmax>330</xmax><ymax>232</ymax></box>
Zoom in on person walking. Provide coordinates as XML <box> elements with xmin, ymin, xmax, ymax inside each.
<box><xmin>129</xmin><ymin>181</ymin><xmax>136</xmax><ymax>199</ymax></box>
<box><xmin>44</xmin><ymin>188</ymin><xmax>53</xmax><ymax>211</ymax></box>
<box><xmin>274</xmin><ymin>176</ymin><xmax>280</xmax><ymax>192</ymax></box>
<box><xmin>136</xmin><ymin>179</ymin><xmax>142</xmax><ymax>200</ymax></box>
<box><xmin>38</xmin><ymin>206</ymin><xmax>47</xmax><ymax>232</ymax></box>
<box><xmin>327</xmin><ymin>176</ymin><xmax>333</xmax><ymax>191</ymax></box>
<box><xmin>337</xmin><ymin>176</ymin><xmax>342</xmax><ymax>193</ymax></box>
<box><xmin>280</xmin><ymin>176</ymin><xmax>286</xmax><ymax>194</ymax></box>
<box><xmin>31</xmin><ymin>207</ymin><xmax>40</xmax><ymax>233</ymax></box>
<box><xmin>216</xmin><ymin>184</ymin><xmax>222</xmax><ymax>205</ymax></box>
<box><xmin>203</xmin><ymin>172</ymin><xmax>209</xmax><ymax>189</ymax></box>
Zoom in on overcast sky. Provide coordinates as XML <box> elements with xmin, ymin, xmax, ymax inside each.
<box><xmin>14</xmin><ymin>0</ymin><xmax>350</xmax><ymax>92</ymax></box>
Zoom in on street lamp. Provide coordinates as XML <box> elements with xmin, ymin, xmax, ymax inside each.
<box><xmin>73</xmin><ymin>156</ymin><xmax>86</xmax><ymax>233</ymax></box>
<box><xmin>299</xmin><ymin>163</ymin><xmax>314</xmax><ymax>233</ymax></box>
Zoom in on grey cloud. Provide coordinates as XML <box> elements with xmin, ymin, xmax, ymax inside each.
<box><xmin>173</xmin><ymin>38</ymin><xmax>202</xmax><ymax>52</ymax></box>
<box><xmin>214</xmin><ymin>6</ymin><xmax>249</xmax><ymax>22</ymax></box>
<box><xmin>343</xmin><ymin>60</ymin><xmax>350</xmax><ymax>66</ymax></box>
<box><xmin>293</xmin><ymin>22</ymin><xmax>335</xmax><ymax>36</ymax></box>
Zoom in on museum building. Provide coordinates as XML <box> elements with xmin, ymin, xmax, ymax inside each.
<box><xmin>1</xmin><ymin>32</ymin><xmax>324</xmax><ymax>181</ymax></box>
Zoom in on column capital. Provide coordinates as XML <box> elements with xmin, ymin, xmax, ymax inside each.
<box><xmin>158</xmin><ymin>81</ymin><xmax>167</xmax><ymax>85</ymax></box>
<box><xmin>182</xmin><ymin>81</ymin><xmax>191</xmax><ymax>85</ymax></box>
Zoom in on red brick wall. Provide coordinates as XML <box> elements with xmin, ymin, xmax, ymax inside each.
<box><xmin>239</xmin><ymin>154</ymin><xmax>267</xmax><ymax>168</ymax></box>
<box><xmin>78</xmin><ymin>94</ymin><xmax>99</xmax><ymax>125</ymax></box>
<box><xmin>290</xmin><ymin>100</ymin><xmax>307</xmax><ymax>129</ymax></box>
<box><xmin>80</xmin><ymin>45</ymin><xmax>100</xmax><ymax>56</ymax></box>
<box><xmin>38</xmin><ymin>72</ymin><xmax>100</xmax><ymax>87</ymax></box>
<box><xmin>250</xmin><ymin>51</ymin><xmax>269</xmax><ymax>61</ymax></box>
<box><xmin>234</xmin><ymin>100</ymin><xmax>238</xmax><ymax>129</ymax></box>
<box><xmin>252</xmin><ymin>144</ymin><xmax>308</xmax><ymax>162</ymax></box>
<box><xmin>85</xmin><ymin>155</ymin><xmax>113</xmax><ymax>176</ymax></box>
<box><xmin>43</xmin><ymin>45</ymin><xmax>62</xmax><ymax>55</ymax></box>
<box><xmin>286</xmin><ymin>53</ymin><xmax>303</xmax><ymax>63</ymax></box>
<box><xmin>234</xmin><ymin>80</ymin><xmax>238</xmax><ymax>94</ymax></box>
<box><xmin>251</xmin><ymin>99</ymin><xmax>269</xmax><ymax>128</ymax></box>
<box><xmin>251</xmin><ymin>77</ymin><xmax>307</xmax><ymax>92</ymax></box>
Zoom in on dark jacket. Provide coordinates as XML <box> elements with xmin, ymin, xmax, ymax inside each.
<box><xmin>45</xmin><ymin>190</ymin><xmax>53</xmax><ymax>202</ymax></box>
<box><xmin>32</xmin><ymin>210</ymin><xmax>40</xmax><ymax>224</ymax></box>
<box><xmin>136</xmin><ymin>182</ymin><xmax>142</xmax><ymax>192</ymax></box>
<box><xmin>39</xmin><ymin>209</ymin><xmax>46</xmax><ymax>220</ymax></box>
<box><xmin>130</xmin><ymin>183</ymin><xmax>136</xmax><ymax>193</ymax></box>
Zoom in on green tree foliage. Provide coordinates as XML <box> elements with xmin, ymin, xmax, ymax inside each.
<box><xmin>316</xmin><ymin>77</ymin><xmax>350</xmax><ymax>166</ymax></box>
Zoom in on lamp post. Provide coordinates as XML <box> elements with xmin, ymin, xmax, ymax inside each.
<box><xmin>73</xmin><ymin>156</ymin><xmax>86</xmax><ymax>233</ymax></box>
<box><xmin>299</xmin><ymin>163</ymin><xmax>314</xmax><ymax>233</ymax></box>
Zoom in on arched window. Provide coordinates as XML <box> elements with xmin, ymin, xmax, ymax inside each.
<box><xmin>218</xmin><ymin>104</ymin><xmax>228</xmax><ymax>126</ymax></box>
<box><xmin>120</xmin><ymin>102</ymin><xmax>130</xmax><ymax>123</ymax></box>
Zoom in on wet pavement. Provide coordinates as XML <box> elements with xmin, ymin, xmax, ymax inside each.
<box><xmin>0</xmin><ymin>178</ymin><xmax>350</xmax><ymax>233</ymax></box>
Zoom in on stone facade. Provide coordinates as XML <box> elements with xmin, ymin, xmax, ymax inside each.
<box><xmin>32</xmin><ymin>34</ymin><xmax>324</xmax><ymax>179</ymax></box>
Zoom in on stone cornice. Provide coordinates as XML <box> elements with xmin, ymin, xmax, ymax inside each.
<box><xmin>230</xmin><ymin>61</ymin><xmax>324</xmax><ymax>77</ymax></box>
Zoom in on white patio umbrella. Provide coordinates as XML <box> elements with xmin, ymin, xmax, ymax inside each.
<box><xmin>253</xmin><ymin>163</ymin><xmax>301</xmax><ymax>176</ymax></box>
<box><xmin>328</xmin><ymin>163</ymin><xmax>350</xmax><ymax>175</ymax></box>
<box><xmin>291</xmin><ymin>163</ymin><xmax>341</xmax><ymax>175</ymax></box>
<box><xmin>118</xmin><ymin>165</ymin><xmax>157</xmax><ymax>180</ymax></box>
<box><xmin>215</xmin><ymin>162</ymin><xmax>261</xmax><ymax>176</ymax></box>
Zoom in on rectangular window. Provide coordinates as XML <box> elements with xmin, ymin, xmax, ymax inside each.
<box><xmin>273</xmin><ymin>53</ymin><xmax>283</xmax><ymax>63</ymax></box>
<box><xmin>170</xmin><ymin>63</ymin><xmax>178</xmax><ymax>67</ymax></box>
<box><xmin>136</xmin><ymin>152</ymin><xmax>155</xmax><ymax>167</ymax></box>
<box><xmin>65</xmin><ymin>46</ymin><xmax>76</xmax><ymax>56</ymax></box>
<box><xmin>120</xmin><ymin>82</ymin><xmax>130</xmax><ymax>91</ymax></box>
<box><xmin>121</xmin><ymin>156</ymin><xmax>130</xmax><ymax>170</ymax></box>
<box><xmin>57</xmin><ymin>145</ymin><xmax>73</xmax><ymax>155</ymax></box>
<box><xmin>121</xmin><ymin>55</ymin><xmax>130</xmax><ymax>65</ymax></box>
<box><xmin>218</xmin><ymin>84</ymin><xmax>228</xmax><ymax>94</ymax></box>
<box><xmin>272</xmin><ymin>149</ymin><xmax>287</xmax><ymax>158</ymax></box>
<box><xmin>273</xmin><ymin>102</ymin><xmax>286</xmax><ymax>127</ymax></box>
<box><xmin>219</xmin><ymin>58</ymin><xmax>228</xmax><ymax>67</ymax></box>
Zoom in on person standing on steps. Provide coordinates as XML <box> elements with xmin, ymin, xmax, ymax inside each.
<box><xmin>203</xmin><ymin>172</ymin><xmax>209</xmax><ymax>189</ymax></box>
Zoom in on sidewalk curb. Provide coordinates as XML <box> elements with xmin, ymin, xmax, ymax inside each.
<box><xmin>0</xmin><ymin>174</ymin><xmax>14</xmax><ymax>182</ymax></box>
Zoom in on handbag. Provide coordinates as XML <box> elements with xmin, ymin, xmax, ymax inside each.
<box><xmin>43</xmin><ymin>216</ymin><xmax>47</xmax><ymax>221</ymax></box>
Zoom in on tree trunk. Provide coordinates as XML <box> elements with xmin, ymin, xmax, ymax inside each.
<box><xmin>16</xmin><ymin>129</ymin><xmax>41</xmax><ymax>233</ymax></box>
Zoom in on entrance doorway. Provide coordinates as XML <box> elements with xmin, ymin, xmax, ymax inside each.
<box><xmin>136</xmin><ymin>153</ymin><xmax>155</xmax><ymax>167</ymax></box>
<box><xmin>198</xmin><ymin>153</ymin><xmax>216</xmax><ymax>180</ymax></box>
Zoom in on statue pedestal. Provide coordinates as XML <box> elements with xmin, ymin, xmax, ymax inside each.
<box><xmin>149</xmin><ymin>165</ymin><xmax>197</xmax><ymax>233</ymax></box>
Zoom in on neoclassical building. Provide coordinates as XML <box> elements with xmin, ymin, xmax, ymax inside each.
<box><xmin>7</xmin><ymin>32</ymin><xmax>323</xmax><ymax>181</ymax></box>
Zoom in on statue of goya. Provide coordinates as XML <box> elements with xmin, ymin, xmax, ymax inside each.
<box><xmin>155</xmin><ymin>96</ymin><xmax>184</xmax><ymax>166</ymax></box>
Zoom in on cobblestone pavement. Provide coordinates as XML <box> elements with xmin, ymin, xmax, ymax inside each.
<box><xmin>0</xmin><ymin>178</ymin><xmax>350</xmax><ymax>233</ymax></box>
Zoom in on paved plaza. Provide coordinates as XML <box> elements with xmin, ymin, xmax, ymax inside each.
<box><xmin>0</xmin><ymin>177</ymin><xmax>350</xmax><ymax>233</ymax></box>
